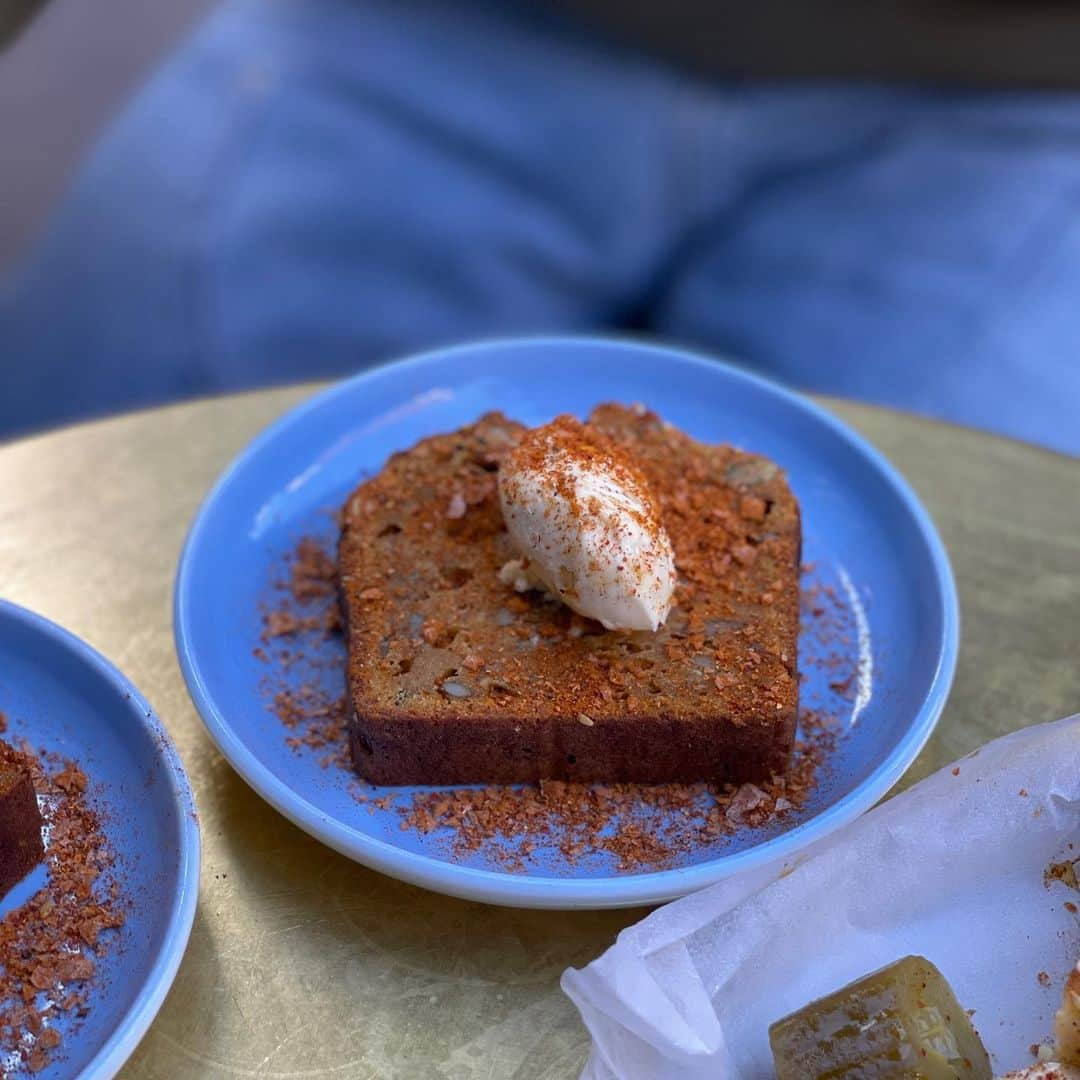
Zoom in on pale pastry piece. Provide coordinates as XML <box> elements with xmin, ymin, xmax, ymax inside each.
<box><xmin>1056</xmin><ymin>960</ymin><xmax>1080</xmax><ymax>1067</ymax></box>
<box><xmin>997</xmin><ymin>958</ymin><xmax>1080</xmax><ymax>1079</ymax></box>
<box><xmin>998</xmin><ymin>1066</ymin><xmax>1080</xmax><ymax>1079</ymax></box>
<box><xmin>769</xmin><ymin>955</ymin><xmax>991</xmax><ymax>1079</ymax></box>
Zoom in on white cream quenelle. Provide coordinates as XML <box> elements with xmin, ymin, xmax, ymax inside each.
<box><xmin>497</xmin><ymin>415</ymin><xmax>676</xmax><ymax>632</ymax></box>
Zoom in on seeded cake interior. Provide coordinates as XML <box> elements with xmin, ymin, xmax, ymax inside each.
<box><xmin>338</xmin><ymin>403</ymin><xmax>801</xmax><ymax>786</ymax></box>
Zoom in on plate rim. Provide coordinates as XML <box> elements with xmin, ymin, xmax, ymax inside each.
<box><xmin>173</xmin><ymin>335</ymin><xmax>959</xmax><ymax>909</ymax></box>
<box><xmin>0</xmin><ymin>599</ymin><xmax>201</xmax><ymax>1079</ymax></box>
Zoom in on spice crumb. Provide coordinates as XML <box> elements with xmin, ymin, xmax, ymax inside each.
<box><xmin>1045</xmin><ymin>860</ymin><xmax>1080</xmax><ymax>891</ymax></box>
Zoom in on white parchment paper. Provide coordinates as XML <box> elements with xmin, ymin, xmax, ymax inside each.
<box><xmin>563</xmin><ymin>715</ymin><xmax>1080</xmax><ymax>1079</ymax></box>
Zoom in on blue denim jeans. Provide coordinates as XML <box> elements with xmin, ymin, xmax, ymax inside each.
<box><xmin>3</xmin><ymin>0</ymin><xmax>1079</xmax><ymax>453</ymax></box>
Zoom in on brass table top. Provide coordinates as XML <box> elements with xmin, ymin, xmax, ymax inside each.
<box><xmin>0</xmin><ymin>386</ymin><xmax>1077</xmax><ymax>1079</ymax></box>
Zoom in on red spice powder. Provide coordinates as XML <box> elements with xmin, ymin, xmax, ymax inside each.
<box><xmin>257</xmin><ymin>536</ymin><xmax>847</xmax><ymax>873</ymax></box>
<box><xmin>256</xmin><ymin>537</ymin><xmax>349</xmax><ymax>770</ymax></box>
<box><xmin>0</xmin><ymin>740</ymin><xmax>126</xmax><ymax>1075</ymax></box>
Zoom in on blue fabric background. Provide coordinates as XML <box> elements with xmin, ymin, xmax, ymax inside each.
<box><xmin>2</xmin><ymin>0</ymin><xmax>1078</xmax><ymax>453</ymax></box>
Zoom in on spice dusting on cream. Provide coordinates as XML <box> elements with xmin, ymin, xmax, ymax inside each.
<box><xmin>497</xmin><ymin>415</ymin><xmax>676</xmax><ymax>632</ymax></box>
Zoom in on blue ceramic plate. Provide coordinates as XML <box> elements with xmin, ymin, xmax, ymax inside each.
<box><xmin>175</xmin><ymin>338</ymin><xmax>957</xmax><ymax>909</ymax></box>
<box><xmin>0</xmin><ymin>601</ymin><xmax>199</xmax><ymax>1078</ymax></box>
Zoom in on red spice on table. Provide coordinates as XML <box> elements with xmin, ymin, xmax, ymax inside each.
<box><xmin>0</xmin><ymin>740</ymin><xmax>126</xmax><ymax>1075</ymax></box>
<box><xmin>257</xmin><ymin>535</ymin><xmax>844</xmax><ymax>873</ymax></box>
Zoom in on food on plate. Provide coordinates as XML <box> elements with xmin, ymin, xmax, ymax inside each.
<box><xmin>0</xmin><ymin>738</ymin><xmax>127</xmax><ymax>1075</ymax></box>
<box><xmin>337</xmin><ymin>403</ymin><xmax>801</xmax><ymax>785</ymax></box>
<box><xmin>0</xmin><ymin>740</ymin><xmax>43</xmax><ymax>898</ymax></box>
<box><xmin>768</xmin><ymin>955</ymin><xmax>992</xmax><ymax>1079</ymax></box>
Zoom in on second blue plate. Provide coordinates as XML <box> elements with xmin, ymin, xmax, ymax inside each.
<box><xmin>0</xmin><ymin>600</ymin><xmax>199</xmax><ymax>1077</ymax></box>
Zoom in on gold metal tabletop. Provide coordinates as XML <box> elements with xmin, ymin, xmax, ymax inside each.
<box><xmin>0</xmin><ymin>386</ymin><xmax>1077</xmax><ymax>1079</ymax></box>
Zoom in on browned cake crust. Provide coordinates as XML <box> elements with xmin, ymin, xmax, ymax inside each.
<box><xmin>338</xmin><ymin>403</ymin><xmax>800</xmax><ymax>786</ymax></box>
<box><xmin>0</xmin><ymin>741</ymin><xmax>44</xmax><ymax>897</ymax></box>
